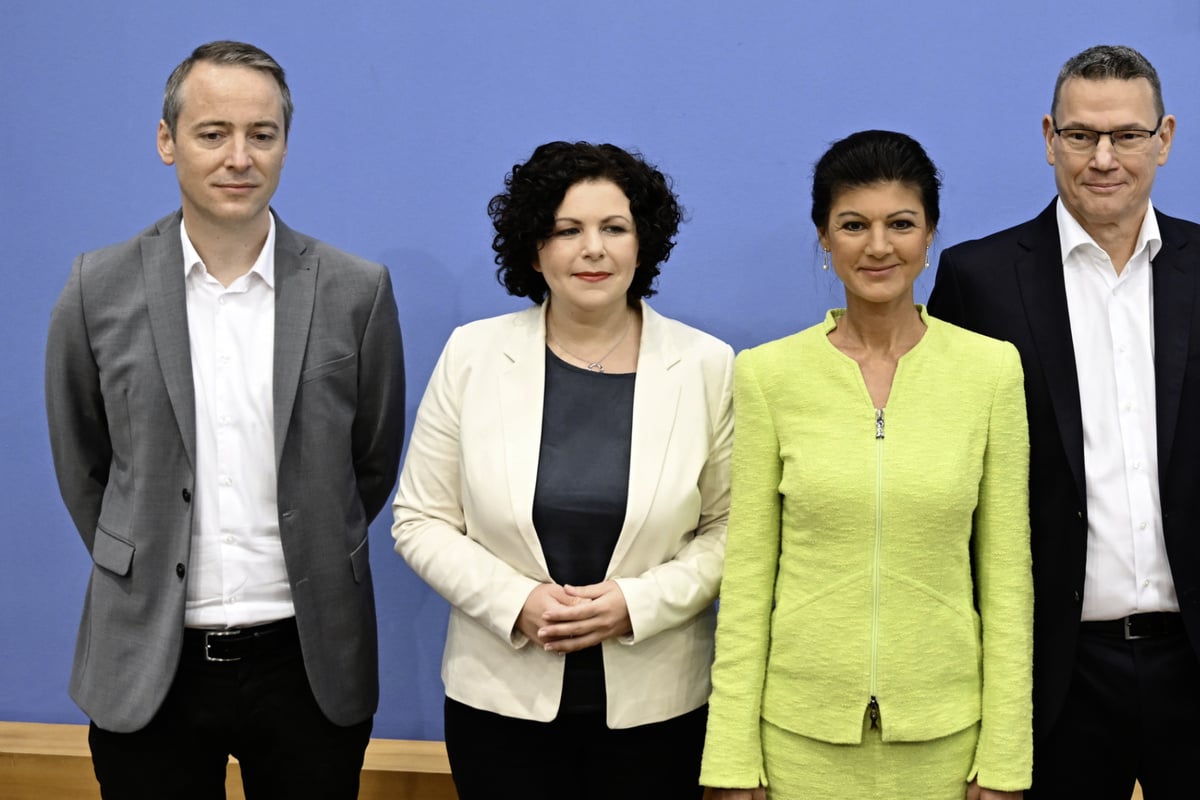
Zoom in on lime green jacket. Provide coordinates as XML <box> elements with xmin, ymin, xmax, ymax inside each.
<box><xmin>701</xmin><ymin>308</ymin><xmax>1033</xmax><ymax>792</ymax></box>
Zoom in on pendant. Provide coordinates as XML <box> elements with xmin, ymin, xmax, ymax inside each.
<box><xmin>586</xmin><ymin>362</ymin><xmax>605</xmax><ymax>372</ymax></box>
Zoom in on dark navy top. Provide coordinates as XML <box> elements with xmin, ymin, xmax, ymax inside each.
<box><xmin>532</xmin><ymin>347</ymin><xmax>635</xmax><ymax>714</ymax></box>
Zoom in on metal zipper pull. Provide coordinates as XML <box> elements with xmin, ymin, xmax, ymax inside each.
<box><xmin>868</xmin><ymin>697</ymin><xmax>881</xmax><ymax>730</ymax></box>
<box><xmin>875</xmin><ymin>408</ymin><xmax>885</xmax><ymax>440</ymax></box>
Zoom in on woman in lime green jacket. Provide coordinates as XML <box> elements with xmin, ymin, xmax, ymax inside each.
<box><xmin>701</xmin><ymin>131</ymin><xmax>1033</xmax><ymax>800</ymax></box>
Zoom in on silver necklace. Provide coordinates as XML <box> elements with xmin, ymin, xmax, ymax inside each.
<box><xmin>547</xmin><ymin>315</ymin><xmax>632</xmax><ymax>373</ymax></box>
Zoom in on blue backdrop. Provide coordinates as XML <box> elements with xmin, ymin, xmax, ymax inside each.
<box><xmin>4</xmin><ymin>0</ymin><xmax>1200</xmax><ymax>740</ymax></box>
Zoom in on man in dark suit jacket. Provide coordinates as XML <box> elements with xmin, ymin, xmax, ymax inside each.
<box><xmin>930</xmin><ymin>45</ymin><xmax>1200</xmax><ymax>799</ymax></box>
<box><xmin>44</xmin><ymin>41</ymin><xmax>404</xmax><ymax>799</ymax></box>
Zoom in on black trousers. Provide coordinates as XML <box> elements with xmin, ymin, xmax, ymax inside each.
<box><xmin>1027</xmin><ymin>620</ymin><xmax>1200</xmax><ymax>800</ymax></box>
<box><xmin>444</xmin><ymin>696</ymin><xmax>707</xmax><ymax>800</ymax></box>
<box><xmin>88</xmin><ymin>619</ymin><xmax>372</xmax><ymax>800</ymax></box>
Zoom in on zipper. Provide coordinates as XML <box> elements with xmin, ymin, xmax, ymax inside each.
<box><xmin>869</xmin><ymin>408</ymin><xmax>884</xmax><ymax>731</ymax></box>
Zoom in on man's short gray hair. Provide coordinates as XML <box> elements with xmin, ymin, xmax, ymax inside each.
<box><xmin>162</xmin><ymin>40</ymin><xmax>293</xmax><ymax>139</ymax></box>
<box><xmin>1052</xmin><ymin>44</ymin><xmax>1164</xmax><ymax>119</ymax></box>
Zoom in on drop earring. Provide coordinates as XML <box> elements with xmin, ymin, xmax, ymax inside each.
<box><xmin>924</xmin><ymin>248</ymin><xmax>930</xmax><ymax>270</ymax></box>
<box><xmin>822</xmin><ymin>249</ymin><xmax>830</xmax><ymax>271</ymax></box>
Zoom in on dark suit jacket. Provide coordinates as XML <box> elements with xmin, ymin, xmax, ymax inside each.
<box><xmin>45</xmin><ymin>210</ymin><xmax>405</xmax><ymax>733</ymax></box>
<box><xmin>928</xmin><ymin>199</ymin><xmax>1200</xmax><ymax>741</ymax></box>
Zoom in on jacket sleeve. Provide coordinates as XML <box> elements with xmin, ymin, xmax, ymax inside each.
<box><xmin>45</xmin><ymin>254</ymin><xmax>111</xmax><ymax>551</ymax></box>
<box><xmin>391</xmin><ymin>328</ymin><xmax>540</xmax><ymax>646</ymax></box>
<box><xmin>970</xmin><ymin>342</ymin><xmax>1034</xmax><ymax>790</ymax></box>
<box><xmin>613</xmin><ymin>344</ymin><xmax>734</xmax><ymax>643</ymax></box>
<box><xmin>352</xmin><ymin>265</ymin><xmax>405</xmax><ymax>524</ymax></box>
<box><xmin>699</xmin><ymin>349</ymin><xmax>779</xmax><ymax>790</ymax></box>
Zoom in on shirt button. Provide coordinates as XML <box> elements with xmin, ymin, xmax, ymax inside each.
<box><xmin>224</xmin><ymin>535</ymin><xmax>235</xmax><ymax>545</ymax></box>
<box><xmin>1139</xmin><ymin>522</ymin><xmax>1148</xmax><ymax>530</ymax></box>
<box><xmin>176</xmin><ymin>563</ymin><xmax>186</xmax><ymax>579</ymax></box>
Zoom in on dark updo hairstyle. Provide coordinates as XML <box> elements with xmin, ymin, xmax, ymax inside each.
<box><xmin>489</xmin><ymin>141</ymin><xmax>683</xmax><ymax>304</ymax></box>
<box><xmin>810</xmin><ymin>130</ymin><xmax>941</xmax><ymax>233</ymax></box>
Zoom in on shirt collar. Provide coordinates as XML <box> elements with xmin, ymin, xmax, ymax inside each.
<box><xmin>180</xmin><ymin>213</ymin><xmax>277</xmax><ymax>289</ymax></box>
<box><xmin>1056</xmin><ymin>197</ymin><xmax>1161</xmax><ymax>266</ymax></box>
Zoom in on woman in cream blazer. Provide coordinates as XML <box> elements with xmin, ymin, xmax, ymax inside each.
<box><xmin>393</xmin><ymin>142</ymin><xmax>733</xmax><ymax>800</ymax></box>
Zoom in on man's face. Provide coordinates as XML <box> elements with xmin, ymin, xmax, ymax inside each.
<box><xmin>1042</xmin><ymin>77</ymin><xmax>1174</xmax><ymax>237</ymax></box>
<box><xmin>157</xmin><ymin>62</ymin><xmax>287</xmax><ymax>233</ymax></box>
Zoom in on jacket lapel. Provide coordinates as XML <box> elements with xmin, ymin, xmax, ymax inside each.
<box><xmin>498</xmin><ymin>305</ymin><xmax>552</xmax><ymax>572</ymax></box>
<box><xmin>1017</xmin><ymin>202</ymin><xmax>1087</xmax><ymax>504</ymax></box>
<box><xmin>141</xmin><ymin>211</ymin><xmax>197</xmax><ymax>467</ymax></box>
<box><xmin>607</xmin><ymin>303</ymin><xmax>681</xmax><ymax>573</ymax></box>
<box><xmin>1151</xmin><ymin>213</ymin><xmax>1195</xmax><ymax>477</ymax></box>
<box><xmin>272</xmin><ymin>214</ymin><xmax>318</xmax><ymax>468</ymax></box>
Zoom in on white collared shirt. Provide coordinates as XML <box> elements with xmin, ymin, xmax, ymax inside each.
<box><xmin>180</xmin><ymin>216</ymin><xmax>295</xmax><ymax>628</ymax></box>
<box><xmin>1058</xmin><ymin>198</ymin><xmax>1178</xmax><ymax>620</ymax></box>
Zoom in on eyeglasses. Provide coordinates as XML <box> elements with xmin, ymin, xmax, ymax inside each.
<box><xmin>1052</xmin><ymin>115</ymin><xmax>1164</xmax><ymax>155</ymax></box>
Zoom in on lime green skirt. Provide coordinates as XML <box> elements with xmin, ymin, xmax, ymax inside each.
<box><xmin>761</xmin><ymin>712</ymin><xmax>979</xmax><ymax>800</ymax></box>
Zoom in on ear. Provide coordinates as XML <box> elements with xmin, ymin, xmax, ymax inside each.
<box><xmin>1157</xmin><ymin>114</ymin><xmax>1176</xmax><ymax>166</ymax></box>
<box><xmin>816</xmin><ymin>227</ymin><xmax>829</xmax><ymax>252</ymax></box>
<box><xmin>531</xmin><ymin>258</ymin><xmax>542</xmax><ymax>274</ymax></box>
<box><xmin>157</xmin><ymin>120</ymin><xmax>176</xmax><ymax>166</ymax></box>
<box><xmin>1042</xmin><ymin>115</ymin><xmax>1056</xmax><ymax>166</ymax></box>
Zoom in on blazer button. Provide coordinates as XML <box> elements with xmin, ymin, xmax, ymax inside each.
<box><xmin>1073</xmin><ymin>590</ymin><xmax>1082</xmax><ymax>604</ymax></box>
<box><xmin>176</xmin><ymin>563</ymin><xmax>186</xmax><ymax>579</ymax></box>
<box><xmin>182</xmin><ymin>488</ymin><xmax>192</xmax><ymax>503</ymax></box>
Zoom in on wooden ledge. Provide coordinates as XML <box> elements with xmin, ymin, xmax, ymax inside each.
<box><xmin>0</xmin><ymin>721</ymin><xmax>456</xmax><ymax>800</ymax></box>
<box><xmin>1</xmin><ymin>720</ymin><xmax>1141</xmax><ymax>799</ymax></box>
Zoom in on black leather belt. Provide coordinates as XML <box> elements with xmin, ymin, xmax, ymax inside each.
<box><xmin>184</xmin><ymin>617</ymin><xmax>298</xmax><ymax>663</ymax></box>
<box><xmin>1080</xmin><ymin>612</ymin><xmax>1183</xmax><ymax>641</ymax></box>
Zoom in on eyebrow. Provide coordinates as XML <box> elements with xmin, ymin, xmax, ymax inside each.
<box><xmin>1056</xmin><ymin>120</ymin><xmax>1153</xmax><ymax>130</ymax></box>
<box><xmin>553</xmin><ymin>214</ymin><xmax>633</xmax><ymax>224</ymax></box>
<box><xmin>834</xmin><ymin>209</ymin><xmax>920</xmax><ymax>219</ymax></box>
<box><xmin>190</xmin><ymin>119</ymin><xmax>281</xmax><ymax>131</ymax></box>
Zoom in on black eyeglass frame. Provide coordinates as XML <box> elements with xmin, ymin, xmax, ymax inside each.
<box><xmin>1051</xmin><ymin>115</ymin><xmax>1165</xmax><ymax>151</ymax></box>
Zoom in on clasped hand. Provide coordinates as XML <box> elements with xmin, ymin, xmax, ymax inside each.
<box><xmin>515</xmin><ymin>581</ymin><xmax>632</xmax><ymax>653</ymax></box>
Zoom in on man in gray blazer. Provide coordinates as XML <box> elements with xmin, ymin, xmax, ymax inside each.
<box><xmin>44</xmin><ymin>40</ymin><xmax>404</xmax><ymax>798</ymax></box>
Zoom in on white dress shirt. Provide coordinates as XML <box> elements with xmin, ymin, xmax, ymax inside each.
<box><xmin>180</xmin><ymin>217</ymin><xmax>295</xmax><ymax>629</ymax></box>
<box><xmin>1058</xmin><ymin>198</ymin><xmax>1179</xmax><ymax>620</ymax></box>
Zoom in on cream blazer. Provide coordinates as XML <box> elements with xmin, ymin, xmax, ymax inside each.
<box><xmin>393</xmin><ymin>301</ymin><xmax>733</xmax><ymax>728</ymax></box>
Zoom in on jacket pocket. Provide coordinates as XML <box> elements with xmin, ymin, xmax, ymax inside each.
<box><xmin>300</xmin><ymin>352</ymin><xmax>355</xmax><ymax>384</ymax></box>
<box><xmin>92</xmin><ymin>526</ymin><xmax>135</xmax><ymax>576</ymax></box>
<box><xmin>349</xmin><ymin>535</ymin><xmax>370</xmax><ymax>584</ymax></box>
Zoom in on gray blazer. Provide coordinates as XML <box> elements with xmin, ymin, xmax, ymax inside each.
<box><xmin>45</xmin><ymin>210</ymin><xmax>405</xmax><ymax>733</ymax></box>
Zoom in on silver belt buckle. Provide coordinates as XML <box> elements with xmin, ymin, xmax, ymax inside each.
<box><xmin>204</xmin><ymin>629</ymin><xmax>242</xmax><ymax>662</ymax></box>
<box><xmin>1123</xmin><ymin>616</ymin><xmax>1147</xmax><ymax>641</ymax></box>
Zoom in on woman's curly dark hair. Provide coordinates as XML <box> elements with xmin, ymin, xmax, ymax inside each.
<box><xmin>489</xmin><ymin>141</ymin><xmax>683</xmax><ymax>304</ymax></box>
